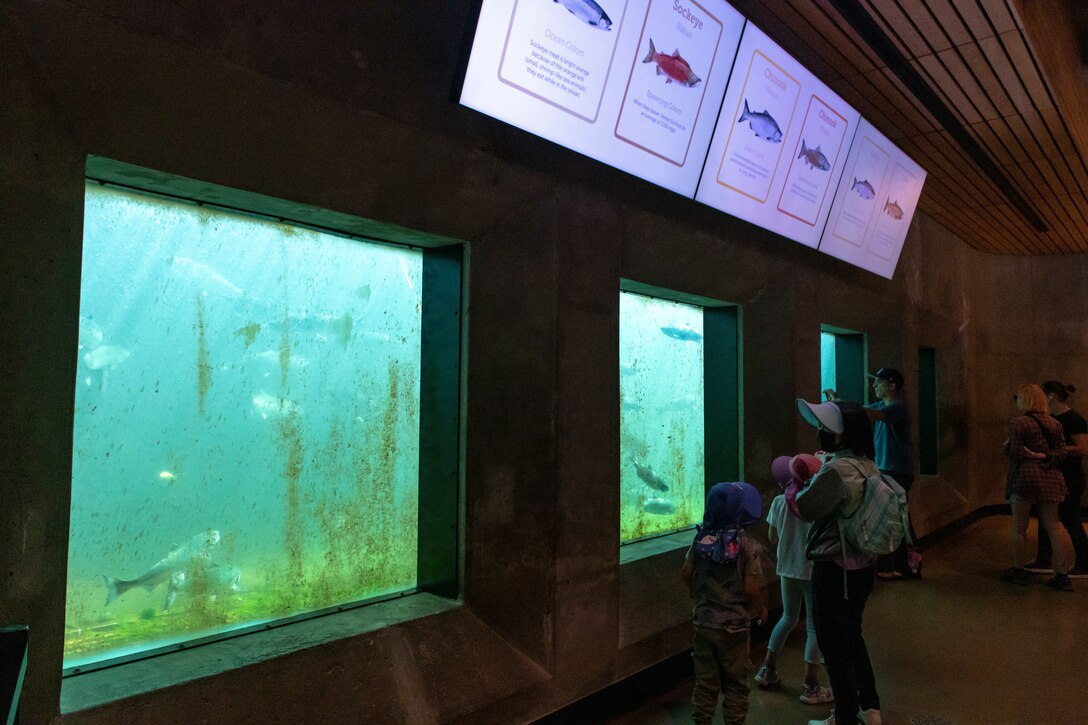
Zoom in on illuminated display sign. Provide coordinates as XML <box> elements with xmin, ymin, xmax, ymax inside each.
<box><xmin>818</xmin><ymin>119</ymin><xmax>927</xmax><ymax>278</ymax></box>
<box><xmin>459</xmin><ymin>2</ymin><xmax>925</xmax><ymax>277</ymax></box>
<box><xmin>459</xmin><ymin>0</ymin><xmax>746</xmax><ymax>196</ymax></box>
<box><xmin>694</xmin><ymin>22</ymin><xmax>860</xmax><ymax>248</ymax></box>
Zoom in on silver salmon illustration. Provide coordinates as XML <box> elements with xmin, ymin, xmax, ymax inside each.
<box><xmin>884</xmin><ymin>198</ymin><xmax>904</xmax><ymax>220</ymax></box>
<box><xmin>738</xmin><ymin>99</ymin><xmax>782</xmax><ymax>143</ymax></box>
<box><xmin>642</xmin><ymin>39</ymin><xmax>702</xmax><ymax>87</ymax></box>
<box><xmin>798</xmin><ymin>140</ymin><xmax>830</xmax><ymax>171</ymax></box>
<box><xmin>102</xmin><ymin>529</ymin><xmax>221</xmax><ymax>606</ymax></box>
<box><xmin>554</xmin><ymin>0</ymin><xmax>612</xmax><ymax>30</ymax></box>
<box><xmin>633</xmin><ymin>460</ymin><xmax>669</xmax><ymax>492</ymax></box>
<box><xmin>643</xmin><ymin>497</ymin><xmax>677</xmax><ymax>515</ymax></box>
<box><xmin>852</xmin><ymin>178</ymin><xmax>875</xmax><ymax>200</ymax></box>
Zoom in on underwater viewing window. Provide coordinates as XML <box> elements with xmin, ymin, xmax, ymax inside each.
<box><xmin>619</xmin><ymin>285</ymin><xmax>740</xmax><ymax>549</ymax></box>
<box><xmin>64</xmin><ymin>166</ymin><xmax>461</xmax><ymax>676</ymax></box>
<box><xmin>820</xmin><ymin>326</ymin><xmax>866</xmax><ymax>403</ymax></box>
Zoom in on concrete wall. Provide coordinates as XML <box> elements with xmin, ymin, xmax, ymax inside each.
<box><xmin>3</xmin><ymin>3</ymin><xmax>1087</xmax><ymax>723</ymax></box>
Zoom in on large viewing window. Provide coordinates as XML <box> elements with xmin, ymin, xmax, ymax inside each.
<box><xmin>65</xmin><ymin>170</ymin><xmax>460</xmax><ymax>673</ymax></box>
<box><xmin>619</xmin><ymin>285</ymin><xmax>740</xmax><ymax>548</ymax></box>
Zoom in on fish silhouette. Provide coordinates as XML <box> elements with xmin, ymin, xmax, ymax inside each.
<box><xmin>642</xmin><ymin>39</ymin><xmax>701</xmax><ymax>87</ymax></box>
<box><xmin>884</xmin><ymin>198</ymin><xmax>904</xmax><ymax>220</ymax></box>
<box><xmin>852</xmin><ymin>178</ymin><xmax>875</xmax><ymax>200</ymax></box>
<box><xmin>798</xmin><ymin>140</ymin><xmax>830</xmax><ymax>171</ymax></box>
<box><xmin>554</xmin><ymin>0</ymin><xmax>612</xmax><ymax>30</ymax></box>
<box><xmin>738</xmin><ymin>99</ymin><xmax>782</xmax><ymax>142</ymax></box>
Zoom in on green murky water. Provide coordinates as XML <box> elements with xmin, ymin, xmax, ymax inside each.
<box><xmin>619</xmin><ymin>292</ymin><xmax>705</xmax><ymax>543</ymax></box>
<box><xmin>66</xmin><ymin>185</ymin><xmax>422</xmax><ymax>669</ymax></box>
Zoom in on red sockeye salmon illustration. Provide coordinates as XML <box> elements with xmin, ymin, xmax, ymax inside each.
<box><xmin>641</xmin><ymin>38</ymin><xmax>702</xmax><ymax>87</ymax></box>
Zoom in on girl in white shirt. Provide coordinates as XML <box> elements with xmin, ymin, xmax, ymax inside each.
<box><xmin>753</xmin><ymin>453</ymin><xmax>833</xmax><ymax>706</ymax></box>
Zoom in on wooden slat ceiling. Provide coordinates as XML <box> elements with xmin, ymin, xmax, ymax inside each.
<box><xmin>729</xmin><ymin>0</ymin><xmax>1088</xmax><ymax>255</ymax></box>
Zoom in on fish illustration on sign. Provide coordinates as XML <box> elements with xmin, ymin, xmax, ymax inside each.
<box><xmin>851</xmin><ymin>178</ymin><xmax>875</xmax><ymax>200</ymax></box>
<box><xmin>660</xmin><ymin>324</ymin><xmax>702</xmax><ymax>342</ymax></box>
<box><xmin>643</xmin><ymin>497</ymin><xmax>677</xmax><ymax>515</ymax></box>
<box><xmin>554</xmin><ymin>0</ymin><xmax>612</xmax><ymax>30</ymax></box>
<box><xmin>884</xmin><ymin>198</ymin><xmax>904</xmax><ymax>220</ymax></box>
<box><xmin>798</xmin><ymin>140</ymin><xmax>830</xmax><ymax>171</ymax></box>
<box><xmin>102</xmin><ymin>529</ymin><xmax>221</xmax><ymax>606</ymax></box>
<box><xmin>633</xmin><ymin>460</ymin><xmax>669</xmax><ymax>492</ymax></box>
<box><xmin>642</xmin><ymin>39</ymin><xmax>702</xmax><ymax>87</ymax></box>
<box><xmin>738</xmin><ymin>100</ymin><xmax>782</xmax><ymax>143</ymax></box>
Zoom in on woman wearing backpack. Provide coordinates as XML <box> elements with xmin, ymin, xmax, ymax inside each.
<box><xmin>794</xmin><ymin>399</ymin><xmax>882</xmax><ymax>725</ymax></box>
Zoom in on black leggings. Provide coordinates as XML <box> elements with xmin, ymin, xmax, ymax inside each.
<box><xmin>812</xmin><ymin>561</ymin><xmax>880</xmax><ymax>721</ymax></box>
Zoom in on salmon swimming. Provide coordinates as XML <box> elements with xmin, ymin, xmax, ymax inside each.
<box><xmin>798</xmin><ymin>140</ymin><xmax>830</xmax><ymax>171</ymax></box>
<box><xmin>852</xmin><ymin>178</ymin><xmax>875</xmax><ymax>200</ymax></box>
<box><xmin>643</xmin><ymin>497</ymin><xmax>677</xmax><ymax>515</ymax></box>
<box><xmin>633</xmin><ymin>460</ymin><xmax>669</xmax><ymax>492</ymax></box>
<box><xmin>738</xmin><ymin>99</ymin><xmax>782</xmax><ymax>143</ymax></box>
<box><xmin>102</xmin><ymin>529</ymin><xmax>221</xmax><ymax>606</ymax></box>
<box><xmin>641</xmin><ymin>39</ymin><xmax>701</xmax><ymax>87</ymax></box>
<box><xmin>164</xmin><ymin>563</ymin><xmax>243</xmax><ymax>610</ymax></box>
<box><xmin>554</xmin><ymin>0</ymin><xmax>612</xmax><ymax>30</ymax></box>
<box><xmin>660</xmin><ymin>324</ymin><xmax>702</xmax><ymax>342</ymax></box>
<box><xmin>884</xmin><ymin>198</ymin><xmax>904</xmax><ymax>220</ymax></box>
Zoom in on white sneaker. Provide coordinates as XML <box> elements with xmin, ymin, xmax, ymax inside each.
<box><xmin>808</xmin><ymin>715</ymin><xmax>835</xmax><ymax>725</ymax></box>
<box><xmin>857</xmin><ymin>708</ymin><xmax>882</xmax><ymax>725</ymax></box>
<box><xmin>800</xmin><ymin>683</ymin><xmax>835</xmax><ymax>704</ymax></box>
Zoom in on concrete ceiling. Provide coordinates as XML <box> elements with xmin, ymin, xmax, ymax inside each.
<box><xmin>728</xmin><ymin>0</ymin><xmax>1088</xmax><ymax>255</ymax></box>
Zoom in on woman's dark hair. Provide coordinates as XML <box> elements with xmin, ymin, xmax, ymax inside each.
<box><xmin>1041</xmin><ymin>380</ymin><xmax>1076</xmax><ymax>402</ymax></box>
<box><xmin>835</xmin><ymin>401</ymin><xmax>875</xmax><ymax>458</ymax></box>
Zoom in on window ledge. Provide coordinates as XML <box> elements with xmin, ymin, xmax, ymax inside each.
<box><xmin>60</xmin><ymin>592</ymin><xmax>460</xmax><ymax>714</ymax></box>
<box><xmin>620</xmin><ymin>529</ymin><xmax>693</xmax><ymax>565</ymax></box>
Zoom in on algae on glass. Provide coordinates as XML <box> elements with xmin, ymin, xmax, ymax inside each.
<box><xmin>618</xmin><ymin>291</ymin><xmax>705</xmax><ymax>544</ymax></box>
<box><xmin>65</xmin><ymin>184</ymin><xmax>422</xmax><ymax>669</ymax></box>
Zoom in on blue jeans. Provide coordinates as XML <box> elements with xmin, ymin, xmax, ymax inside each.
<box><xmin>766</xmin><ymin>576</ymin><xmax>821</xmax><ymax>664</ymax></box>
<box><xmin>812</xmin><ymin>561</ymin><xmax>880</xmax><ymax>721</ymax></box>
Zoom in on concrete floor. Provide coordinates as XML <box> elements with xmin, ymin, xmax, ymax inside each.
<box><xmin>598</xmin><ymin>515</ymin><xmax>1087</xmax><ymax>725</ymax></box>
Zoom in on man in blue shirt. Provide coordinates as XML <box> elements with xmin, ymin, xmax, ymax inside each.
<box><xmin>824</xmin><ymin>368</ymin><xmax>918</xmax><ymax>578</ymax></box>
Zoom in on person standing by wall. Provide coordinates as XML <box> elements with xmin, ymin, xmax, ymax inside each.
<box><xmin>681</xmin><ymin>482</ymin><xmax>768</xmax><ymax>725</ymax></box>
<box><xmin>1025</xmin><ymin>381</ymin><xmax>1088</xmax><ymax>576</ymax></box>
<box><xmin>1000</xmin><ymin>384</ymin><xmax>1074</xmax><ymax>591</ymax></box>
<box><xmin>795</xmin><ymin>399</ymin><xmax>883</xmax><ymax>725</ymax></box>
<box><xmin>824</xmin><ymin>368</ymin><xmax>917</xmax><ymax>578</ymax></box>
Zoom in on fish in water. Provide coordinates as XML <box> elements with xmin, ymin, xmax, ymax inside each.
<box><xmin>884</xmin><ymin>198</ymin><xmax>904</xmax><ymax>220</ymax></box>
<box><xmin>642</xmin><ymin>39</ymin><xmax>701</xmax><ymax>87</ymax></box>
<box><xmin>660</xmin><ymin>324</ymin><xmax>702</xmax><ymax>342</ymax></box>
<box><xmin>78</xmin><ymin>316</ymin><xmax>103</xmax><ymax>352</ymax></box>
<box><xmin>643</xmin><ymin>497</ymin><xmax>677</xmax><ymax>515</ymax></box>
<box><xmin>633</xmin><ymin>460</ymin><xmax>669</xmax><ymax>492</ymax></box>
<box><xmin>164</xmin><ymin>563</ymin><xmax>243</xmax><ymax>610</ymax></box>
<box><xmin>82</xmin><ymin>344</ymin><xmax>130</xmax><ymax>370</ymax></box>
<box><xmin>554</xmin><ymin>0</ymin><xmax>612</xmax><ymax>30</ymax></box>
<box><xmin>797</xmin><ymin>140</ymin><xmax>830</xmax><ymax>171</ymax></box>
<box><xmin>738</xmin><ymin>99</ymin><xmax>782</xmax><ymax>143</ymax></box>
<box><xmin>852</xmin><ymin>178</ymin><xmax>875</xmax><ymax>200</ymax></box>
<box><xmin>169</xmin><ymin>256</ymin><xmax>243</xmax><ymax>298</ymax></box>
<box><xmin>252</xmin><ymin>391</ymin><xmax>301</xmax><ymax>420</ymax></box>
<box><xmin>102</xmin><ymin>529</ymin><xmax>221</xmax><ymax>606</ymax></box>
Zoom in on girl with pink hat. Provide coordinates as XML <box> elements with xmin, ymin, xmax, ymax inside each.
<box><xmin>753</xmin><ymin>453</ymin><xmax>834</xmax><ymax>706</ymax></box>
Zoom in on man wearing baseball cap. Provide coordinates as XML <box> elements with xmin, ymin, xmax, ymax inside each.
<box><xmin>825</xmin><ymin>368</ymin><xmax>917</xmax><ymax>578</ymax></box>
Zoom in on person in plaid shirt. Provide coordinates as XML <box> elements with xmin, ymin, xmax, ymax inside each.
<box><xmin>1000</xmin><ymin>383</ymin><xmax>1075</xmax><ymax>591</ymax></box>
